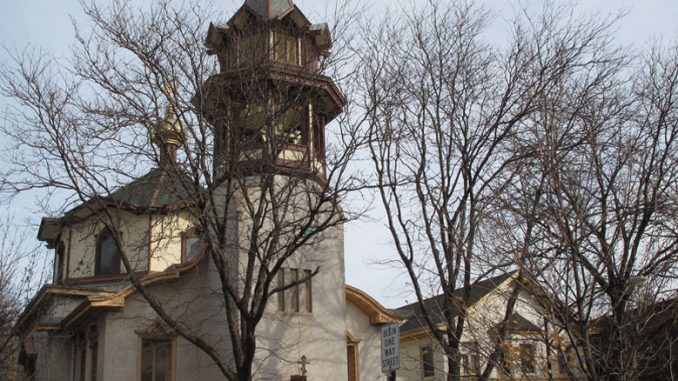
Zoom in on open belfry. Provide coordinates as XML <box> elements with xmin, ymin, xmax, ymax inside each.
<box><xmin>12</xmin><ymin>1</ymin><xmax>399</xmax><ymax>380</ymax></box>
<box><xmin>197</xmin><ymin>0</ymin><xmax>345</xmax><ymax>180</ymax></box>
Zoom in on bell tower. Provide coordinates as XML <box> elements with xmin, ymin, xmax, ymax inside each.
<box><xmin>197</xmin><ymin>0</ymin><xmax>345</xmax><ymax>182</ymax></box>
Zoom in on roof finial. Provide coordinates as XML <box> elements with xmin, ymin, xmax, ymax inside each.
<box><xmin>153</xmin><ymin>84</ymin><xmax>184</xmax><ymax>167</ymax></box>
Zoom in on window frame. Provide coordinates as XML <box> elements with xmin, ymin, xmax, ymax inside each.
<box><xmin>180</xmin><ymin>226</ymin><xmax>203</xmax><ymax>263</ymax></box>
<box><xmin>519</xmin><ymin>343</ymin><xmax>536</xmax><ymax>374</ymax></box>
<box><xmin>277</xmin><ymin>267</ymin><xmax>313</xmax><ymax>314</ymax></box>
<box><xmin>95</xmin><ymin>228</ymin><xmax>121</xmax><ymax>276</ymax></box>
<box><xmin>55</xmin><ymin>241</ymin><xmax>66</xmax><ymax>283</ymax></box>
<box><xmin>137</xmin><ymin>335</ymin><xmax>176</xmax><ymax>381</ymax></box>
<box><xmin>421</xmin><ymin>345</ymin><xmax>435</xmax><ymax>378</ymax></box>
<box><xmin>273</xmin><ymin>30</ymin><xmax>301</xmax><ymax>65</ymax></box>
<box><xmin>346</xmin><ymin>337</ymin><xmax>360</xmax><ymax>381</ymax></box>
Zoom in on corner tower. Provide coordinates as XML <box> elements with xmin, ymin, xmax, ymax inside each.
<box><xmin>197</xmin><ymin>0</ymin><xmax>345</xmax><ymax>181</ymax></box>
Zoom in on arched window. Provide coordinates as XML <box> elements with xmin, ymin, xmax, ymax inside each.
<box><xmin>95</xmin><ymin>229</ymin><xmax>121</xmax><ymax>275</ymax></box>
<box><xmin>181</xmin><ymin>227</ymin><xmax>202</xmax><ymax>263</ymax></box>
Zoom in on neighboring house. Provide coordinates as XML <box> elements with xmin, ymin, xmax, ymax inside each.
<box><xmin>12</xmin><ymin>1</ymin><xmax>400</xmax><ymax>380</ymax></box>
<box><xmin>592</xmin><ymin>297</ymin><xmax>678</xmax><ymax>381</ymax></box>
<box><xmin>394</xmin><ymin>273</ymin><xmax>584</xmax><ymax>381</ymax></box>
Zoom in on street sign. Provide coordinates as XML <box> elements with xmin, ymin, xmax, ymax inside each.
<box><xmin>381</xmin><ymin>323</ymin><xmax>400</xmax><ymax>373</ymax></box>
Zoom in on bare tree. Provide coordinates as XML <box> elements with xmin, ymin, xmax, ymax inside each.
<box><xmin>358</xmin><ymin>1</ymin><xmax>628</xmax><ymax>380</ymax></box>
<box><xmin>0</xmin><ymin>216</ymin><xmax>49</xmax><ymax>381</ymax></box>
<box><xmin>0</xmin><ymin>0</ymin><xmax>364</xmax><ymax>380</ymax></box>
<box><xmin>505</xmin><ymin>40</ymin><xmax>678</xmax><ymax>381</ymax></box>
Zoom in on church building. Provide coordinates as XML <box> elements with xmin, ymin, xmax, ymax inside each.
<box><xmin>12</xmin><ymin>1</ymin><xmax>400</xmax><ymax>380</ymax></box>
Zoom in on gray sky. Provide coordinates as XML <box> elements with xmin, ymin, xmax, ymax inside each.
<box><xmin>1</xmin><ymin>0</ymin><xmax>677</xmax><ymax>308</ymax></box>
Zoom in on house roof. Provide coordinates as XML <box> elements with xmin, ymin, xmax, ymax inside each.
<box><xmin>106</xmin><ymin>167</ymin><xmax>195</xmax><ymax>210</ymax></box>
<box><xmin>38</xmin><ymin>167</ymin><xmax>196</xmax><ymax>242</ymax></box>
<box><xmin>244</xmin><ymin>0</ymin><xmax>294</xmax><ymax>20</ymax></box>
<box><xmin>395</xmin><ymin>272</ymin><xmax>516</xmax><ymax>333</ymax></box>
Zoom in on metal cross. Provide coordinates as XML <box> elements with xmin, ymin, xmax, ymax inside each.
<box><xmin>297</xmin><ymin>355</ymin><xmax>311</xmax><ymax>376</ymax></box>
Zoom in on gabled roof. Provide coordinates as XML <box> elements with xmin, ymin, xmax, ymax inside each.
<box><xmin>395</xmin><ymin>272</ymin><xmax>516</xmax><ymax>333</ymax></box>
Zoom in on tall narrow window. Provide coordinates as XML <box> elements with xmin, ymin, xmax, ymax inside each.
<box><xmin>303</xmin><ymin>269</ymin><xmax>313</xmax><ymax>313</ymax></box>
<box><xmin>461</xmin><ymin>355</ymin><xmax>469</xmax><ymax>375</ymax></box>
<box><xmin>95</xmin><ymin>229</ymin><xmax>120</xmax><ymax>275</ymax></box>
<box><xmin>470</xmin><ymin>354</ymin><xmax>479</xmax><ymax>375</ymax></box>
<box><xmin>89</xmin><ymin>326</ymin><xmax>99</xmax><ymax>381</ymax></box>
<box><xmin>140</xmin><ymin>339</ymin><xmax>172</xmax><ymax>381</ymax></box>
<box><xmin>274</xmin><ymin>32</ymin><xmax>287</xmax><ymax>62</ymax></box>
<box><xmin>277</xmin><ymin>270</ymin><xmax>285</xmax><ymax>312</ymax></box>
<box><xmin>462</xmin><ymin>341</ymin><xmax>480</xmax><ymax>375</ymax></box>
<box><xmin>55</xmin><ymin>241</ymin><xmax>65</xmax><ymax>283</ymax></box>
<box><xmin>421</xmin><ymin>346</ymin><xmax>435</xmax><ymax>377</ymax></box>
<box><xmin>290</xmin><ymin>269</ymin><xmax>300</xmax><ymax>313</ymax></box>
<box><xmin>520</xmin><ymin>343</ymin><xmax>536</xmax><ymax>374</ymax></box>
<box><xmin>287</xmin><ymin>35</ymin><xmax>299</xmax><ymax>65</ymax></box>
<box><xmin>181</xmin><ymin>227</ymin><xmax>202</xmax><ymax>262</ymax></box>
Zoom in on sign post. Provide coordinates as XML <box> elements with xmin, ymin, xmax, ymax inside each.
<box><xmin>381</xmin><ymin>323</ymin><xmax>400</xmax><ymax>381</ymax></box>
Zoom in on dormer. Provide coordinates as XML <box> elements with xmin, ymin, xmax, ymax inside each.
<box><xmin>36</xmin><ymin>167</ymin><xmax>200</xmax><ymax>285</ymax></box>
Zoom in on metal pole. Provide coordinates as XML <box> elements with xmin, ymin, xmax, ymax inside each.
<box><xmin>388</xmin><ymin>371</ymin><xmax>396</xmax><ymax>381</ymax></box>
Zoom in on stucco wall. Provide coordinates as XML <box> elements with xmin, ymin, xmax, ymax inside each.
<box><xmin>63</xmin><ymin>209</ymin><xmax>197</xmax><ymax>279</ymax></box>
<box><xmin>149</xmin><ymin>211</ymin><xmax>196</xmax><ymax>272</ymax></box>
<box><xmin>99</xmin><ymin>262</ymin><xmax>235</xmax><ymax>380</ymax></box>
<box><xmin>66</xmin><ymin>210</ymin><xmax>150</xmax><ymax>278</ymax></box>
<box><xmin>29</xmin><ymin>332</ymin><xmax>73</xmax><ymax>381</ymax></box>
<box><xmin>254</xmin><ymin>222</ymin><xmax>349</xmax><ymax>380</ymax></box>
<box><xmin>346</xmin><ymin>299</ymin><xmax>392</xmax><ymax>381</ymax></box>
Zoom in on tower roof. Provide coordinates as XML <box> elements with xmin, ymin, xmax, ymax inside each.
<box><xmin>244</xmin><ymin>0</ymin><xmax>295</xmax><ymax>20</ymax></box>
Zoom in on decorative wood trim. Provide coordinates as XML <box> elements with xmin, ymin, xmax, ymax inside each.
<box><xmin>345</xmin><ymin>285</ymin><xmax>402</xmax><ymax>325</ymax></box>
<box><xmin>347</xmin><ymin>330</ymin><xmax>361</xmax><ymax>381</ymax></box>
<box><xmin>62</xmin><ymin>245</ymin><xmax>209</xmax><ymax>330</ymax></box>
<box><xmin>346</xmin><ymin>331</ymin><xmax>361</xmax><ymax>344</ymax></box>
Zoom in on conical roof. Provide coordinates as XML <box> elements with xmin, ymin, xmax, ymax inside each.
<box><xmin>244</xmin><ymin>0</ymin><xmax>294</xmax><ymax>20</ymax></box>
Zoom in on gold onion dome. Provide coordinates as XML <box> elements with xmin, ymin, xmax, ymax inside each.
<box><xmin>153</xmin><ymin>86</ymin><xmax>185</xmax><ymax>166</ymax></box>
<box><xmin>152</xmin><ymin>103</ymin><xmax>184</xmax><ymax>148</ymax></box>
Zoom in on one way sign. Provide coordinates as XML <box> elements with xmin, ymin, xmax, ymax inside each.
<box><xmin>381</xmin><ymin>323</ymin><xmax>400</xmax><ymax>373</ymax></box>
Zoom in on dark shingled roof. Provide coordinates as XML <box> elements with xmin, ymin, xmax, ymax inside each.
<box><xmin>244</xmin><ymin>0</ymin><xmax>294</xmax><ymax>20</ymax></box>
<box><xmin>395</xmin><ymin>272</ymin><xmax>516</xmax><ymax>333</ymax></box>
<box><xmin>38</xmin><ymin>167</ymin><xmax>196</xmax><ymax>242</ymax></box>
<box><xmin>106</xmin><ymin>167</ymin><xmax>195</xmax><ymax>210</ymax></box>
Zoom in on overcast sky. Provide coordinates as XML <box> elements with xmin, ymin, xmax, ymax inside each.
<box><xmin>1</xmin><ymin>0</ymin><xmax>677</xmax><ymax>308</ymax></box>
